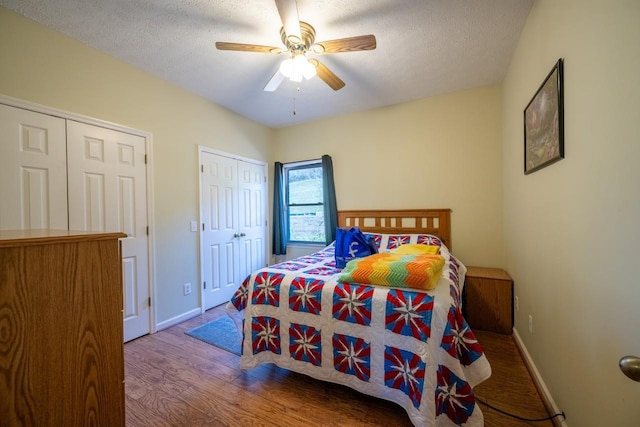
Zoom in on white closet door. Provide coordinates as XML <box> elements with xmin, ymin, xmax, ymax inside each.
<box><xmin>66</xmin><ymin>121</ymin><xmax>150</xmax><ymax>342</ymax></box>
<box><xmin>0</xmin><ymin>104</ymin><xmax>68</xmax><ymax>230</ymax></box>
<box><xmin>237</xmin><ymin>160</ymin><xmax>267</xmax><ymax>279</ymax></box>
<box><xmin>201</xmin><ymin>152</ymin><xmax>240</xmax><ymax>310</ymax></box>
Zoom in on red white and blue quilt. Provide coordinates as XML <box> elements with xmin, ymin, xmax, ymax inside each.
<box><xmin>227</xmin><ymin>236</ymin><xmax>491</xmax><ymax>426</ymax></box>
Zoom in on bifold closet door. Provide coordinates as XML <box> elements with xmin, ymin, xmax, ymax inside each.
<box><xmin>237</xmin><ymin>160</ymin><xmax>267</xmax><ymax>280</ymax></box>
<box><xmin>66</xmin><ymin>120</ymin><xmax>151</xmax><ymax>342</ymax></box>
<box><xmin>0</xmin><ymin>104</ymin><xmax>68</xmax><ymax>230</ymax></box>
<box><xmin>200</xmin><ymin>151</ymin><xmax>267</xmax><ymax>310</ymax></box>
<box><xmin>200</xmin><ymin>152</ymin><xmax>240</xmax><ymax>310</ymax></box>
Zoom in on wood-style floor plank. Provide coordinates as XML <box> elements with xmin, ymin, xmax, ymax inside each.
<box><xmin>473</xmin><ymin>330</ymin><xmax>555</xmax><ymax>426</ymax></box>
<box><xmin>125</xmin><ymin>306</ymin><xmax>553</xmax><ymax>426</ymax></box>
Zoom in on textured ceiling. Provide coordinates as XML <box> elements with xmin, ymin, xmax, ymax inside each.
<box><xmin>0</xmin><ymin>0</ymin><xmax>533</xmax><ymax>128</ymax></box>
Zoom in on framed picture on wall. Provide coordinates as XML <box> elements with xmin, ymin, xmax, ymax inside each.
<box><xmin>524</xmin><ymin>58</ymin><xmax>564</xmax><ymax>174</ymax></box>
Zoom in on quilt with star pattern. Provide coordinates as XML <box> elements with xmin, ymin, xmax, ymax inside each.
<box><xmin>227</xmin><ymin>234</ymin><xmax>491</xmax><ymax>426</ymax></box>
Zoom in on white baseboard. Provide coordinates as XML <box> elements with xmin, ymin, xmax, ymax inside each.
<box><xmin>512</xmin><ymin>328</ymin><xmax>569</xmax><ymax>427</ymax></box>
<box><xmin>155</xmin><ymin>308</ymin><xmax>202</xmax><ymax>332</ymax></box>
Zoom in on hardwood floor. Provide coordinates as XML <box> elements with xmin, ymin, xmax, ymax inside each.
<box><xmin>125</xmin><ymin>306</ymin><xmax>553</xmax><ymax>426</ymax></box>
<box><xmin>473</xmin><ymin>330</ymin><xmax>555</xmax><ymax>427</ymax></box>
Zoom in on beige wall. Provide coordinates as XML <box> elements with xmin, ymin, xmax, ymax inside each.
<box><xmin>0</xmin><ymin>7</ymin><xmax>273</xmax><ymax>324</ymax></box>
<box><xmin>274</xmin><ymin>85</ymin><xmax>505</xmax><ymax>268</ymax></box>
<box><xmin>503</xmin><ymin>0</ymin><xmax>640</xmax><ymax>425</ymax></box>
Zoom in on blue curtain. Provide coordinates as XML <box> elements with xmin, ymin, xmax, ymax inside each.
<box><xmin>322</xmin><ymin>155</ymin><xmax>339</xmax><ymax>245</ymax></box>
<box><xmin>272</xmin><ymin>162</ymin><xmax>287</xmax><ymax>255</ymax></box>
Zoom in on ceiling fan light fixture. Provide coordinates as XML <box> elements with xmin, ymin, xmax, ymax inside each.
<box><xmin>301</xmin><ymin>56</ymin><xmax>317</xmax><ymax>79</ymax></box>
<box><xmin>279</xmin><ymin>54</ymin><xmax>316</xmax><ymax>82</ymax></box>
<box><xmin>279</xmin><ymin>57</ymin><xmax>294</xmax><ymax>78</ymax></box>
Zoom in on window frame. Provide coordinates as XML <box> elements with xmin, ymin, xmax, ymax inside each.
<box><xmin>283</xmin><ymin>159</ymin><xmax>325</xmax><ymax>244</ymax></box>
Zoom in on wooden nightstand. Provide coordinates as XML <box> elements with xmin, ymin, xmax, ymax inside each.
<box><xmin>463</xmin><ymin>267</ymin><xmax>513</xmax><ymax>334</ymax></box>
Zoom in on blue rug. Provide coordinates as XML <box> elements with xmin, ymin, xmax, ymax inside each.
<box><xmin>185</xmin><ymin>316</ymin><xmax>242</xmax><ymax>356</ymax></box>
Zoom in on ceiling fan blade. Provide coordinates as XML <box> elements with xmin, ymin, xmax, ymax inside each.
<box><xmin>309</xmin><ymin>59</ymin><xmax>345</xmax><ymax>91</ymax></box>
<box><xmin>275</xmin><ymin>0</ymin><xmax>301</xmax><ymax>43</ymax></box>
<box><xmin>215</xmin><ymin>42</ymin><xmax>282</xmax><ymax>54</ymax></box>
<box><xmin>314</xmin><ymin>35</ymin><xmax>377</xmax><ymax>54</ymax></box>
<box><xmin>264</xmin><ymin>70</ymin><xmax>286</xmax><ymax>92</ymax></box>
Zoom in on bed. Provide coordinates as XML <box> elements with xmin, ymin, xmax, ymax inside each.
<box><xmin>226</xmin><ymin>209</ymin><xmax>491</xmax><ymax>426</ymax></box>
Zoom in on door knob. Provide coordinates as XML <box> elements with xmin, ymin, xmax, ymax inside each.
<box><xmin>240</xmin><ymin>233</ymin><xmax>246</xmax><ymax>237</ymax></box>
<box><xmin>233</xmin><ymin>233</ymin><xmax>239</xmax><ymax>238</ymax></box>
<box><xmin>619</xmin><ymin>356</ymin><xmax>640</xmax><ymax>382</ymax></box>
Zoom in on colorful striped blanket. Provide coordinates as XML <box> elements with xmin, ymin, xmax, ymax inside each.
<box><xmin>338</xmin><ymin>252</ymin><xmax>445</xmax><ymax>290</ymax></box>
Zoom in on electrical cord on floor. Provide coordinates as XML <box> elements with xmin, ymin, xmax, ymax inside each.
<box><xmin>476</xmin><ymin>396</ymin><xmax>566</xmax><ymax>423</ymax></box>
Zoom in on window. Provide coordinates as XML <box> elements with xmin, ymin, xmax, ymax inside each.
<box><xmin>284</xmin><ymin>160</ymin><xmax>325</xmax><ymax>243</ymax></box>
<box><xmin>273</xmin><ymin>155</ymin><xmax>336</xmax><ymax>254</ymax></box>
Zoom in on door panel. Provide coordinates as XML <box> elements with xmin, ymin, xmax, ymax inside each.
<box><xmin>118</xmin><ymin>176</ymin><xmax>136</xmax><ymax>236</ymax></box>
<box><xmin>122</xmin><ymin>256</ymin><xmax>138</xmax><ymax>320</ymax></box>
<box><xmin>0</xmin><ymin>104</ymin><xmax>67</xmax><ymax>230</ymax></box>
<box><xmin>83</xmin><ymin>173</ymin><xmax>106</xmax><ymax>230</ymax></box>
<box><xmin>66</xmin><ymin>121</ymin><xmax>150</xmax><ymax>342</ymax></box>
<box><xmin>237</xmin><ymin>160</ymin><xmax>267</xmax><ymax>279</ymax></box>
<box><xmin>201</xmin><ymin>152</ymin><xmax>239</xmax><ymax>310</ymax></box>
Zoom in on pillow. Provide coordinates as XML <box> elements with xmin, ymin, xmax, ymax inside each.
<box><xmin>338</xmin><ymin>253</ymin><xmax>445</xmax><ymax>290</ymax></box>
<box><xmin>391</xmin><ymin>243</ymin><xmax>440</xmax><ymax>255</ymax></box>
<box><xmin>364</xmin><ymin>233</ymin><xmax>445</xmax><ymax>252</ymax></box>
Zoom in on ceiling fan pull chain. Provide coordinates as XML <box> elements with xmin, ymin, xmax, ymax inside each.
<box><xmin>293</xmin><ymin>86</ymin><xmax>301</xmax><ymax>116</ymax></box>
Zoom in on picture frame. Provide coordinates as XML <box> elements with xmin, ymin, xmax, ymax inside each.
<box><xmin>524</xmin><ymin>58</ymin><xmax>564</xmax><ymax>174</ymax></box>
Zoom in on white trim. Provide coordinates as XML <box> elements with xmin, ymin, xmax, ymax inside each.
<box><xmin>284</xmin><ymin>158</ymin><xmax>321</xmax><ymax>168</ymax></box>
<box><xmin>0</xmin><ymin>93</ymin><xmax>157</xmax><ymax>337</ymax></box>
<box><xmin>155</xmin><ymin>308</ymin><xmax>202</xmax><ymax>331</ymax></box>
<box><xmin>197</xmin><ymin>147</ymin><xmax>205</xmax><ymax>314</ymax></box>
<box><xmin>0</xmin><ymin>94</ymin><xmax>149</xmax><ymax>137</ymax></box>
<box><xmin>512</xmin><ymin>328</ymin><xmax>568</xmax><ymax>427</ymax></box>
<box><xmin>199</xmin><ymin>146</ymin><xmax>268</xmax><ymax>167</ymax></box>
<box><xmin>286</xmin><ymin>243</ymin><xmax>326</xmax><ymax>250</ymax></box>
<box><xmin>145</xmin><ymin>131</ymin><xmax>157</xmax><ymax>334</ymax></box>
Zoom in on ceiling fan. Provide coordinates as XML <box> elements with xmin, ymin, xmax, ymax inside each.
<box><xmin>215</xmin><ymin>0</ymin><xmax>376</xmax><ymax>92</ymax></box>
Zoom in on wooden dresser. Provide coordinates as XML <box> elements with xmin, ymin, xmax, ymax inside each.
<box><xmin>0</xmin><ymin>230</ymin><xmax>127</xmax><ymax>426</ymax></box>
<box><xmin>463</xmin><ymin>266</ymin><xmax>514</xmax><ymax>334</ymax></box>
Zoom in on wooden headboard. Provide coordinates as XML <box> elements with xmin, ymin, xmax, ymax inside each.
<box><xmin>337</xmin><ymin>209</ymin><xmax>452</xmax><ymax>249</ymax></box>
